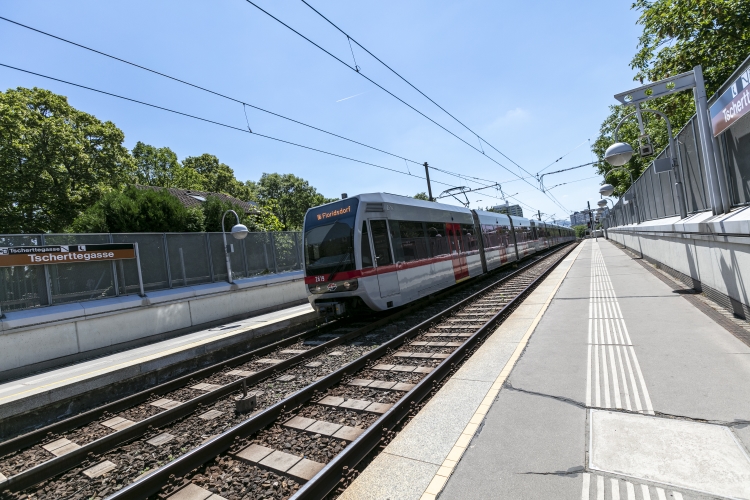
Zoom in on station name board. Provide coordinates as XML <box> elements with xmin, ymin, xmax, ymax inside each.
<box><xmin>0</xmin><ymin>243</ymin><xmax>136</xmax><ymax>267</ymax></box>
<box><xmin>710</xmin><ymin>66</ymin><xmax>750</xmax><ymax>136</ymax></box>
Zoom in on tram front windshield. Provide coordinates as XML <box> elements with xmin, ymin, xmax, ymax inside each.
<box><xmin>304</xmin><ymin>199</ymin><xmax>358</xmax><ymax>277</ymax></box>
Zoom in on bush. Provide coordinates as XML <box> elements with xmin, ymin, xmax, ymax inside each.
<box><xmin>69</xmin><ymin>186</ymin><xmax>205</xmax><ymax>233</ymax></box>
<box><xmin>573</xmin><ymin>225</ymin><xmax>588</xmax><ymax>239</ymax></box>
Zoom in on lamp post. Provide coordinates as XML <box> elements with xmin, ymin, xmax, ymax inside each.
<box><xmin>604</xmin><ymin>108</ymin><xmax>687</xmax><ymax>219</ymax></box>
<box><xmin>610</xmin><ymin>66</ymin><xmax>727</xmax><ymax>215</ymax></box>
<box><xmin>221</xmin><ymin>210</ymin><xmax>249</xmax><ymax>284</ymax></box>
<box><xmin>598</xmin><ymin>164</ymin><xmax>642</xmax><ymax>224</ymax></box>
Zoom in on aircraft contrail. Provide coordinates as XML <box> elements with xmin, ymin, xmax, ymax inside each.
<box><xmin>336</xmin><ymin>91</ymin><xmax>368</xmax><ymax>102</ymax></box>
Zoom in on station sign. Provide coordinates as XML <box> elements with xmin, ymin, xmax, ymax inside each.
<box><xmin>0</xmin><ymin>243</ymin><xmax>136</xmax><ymax>267</ymax></box>
<box><xmin>710</xmin><ymin>66</ymin><xmax>750</xmax><ymax>136</ymax></box>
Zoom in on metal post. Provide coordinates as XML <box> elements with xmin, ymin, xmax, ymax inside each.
<box><xmin>134</xmin><ymin>242</ymin><xmax>145</xmax><ymax>297</ymax></box>
<box><xmin>424</xmin><ymin>162</ymin><xmax>433</xmax><ymax>201</ymax></box>
<box><xmin>40</xmin><ymin>234</ymin><xmax>53</xmax><ymax>306</ymax></box>
<box><xmin>693</xmin><ymin>65</ymin><xmax>728</xmax><ymax>214</ymax></box>
<box><xmin>587</xmin><ymin>201</ymin><xmax>596</xmax><ymax>241</ymax></box>
<box><xmin>537</xmin><ymin>210</ymin><xmax>541</xmax><ymax>221</ymax></box>
<box><xmin>163</xmin><ymin>233</ymin><xmax>172</xmax><ymax>288</ymax></box>
<box><xmin>269</xmin><ymin>232</ymin><xmax>279</xmax><ymax>274</ymax></box>
<box><xmin>110</xmin><ymin>234</ymin><xmax>120</xmax><ymax>296</ymax></box>
<box><xmin>206</xmin><ymin>233</ymin><xmax>215</xmax><ymax>283</ymax></box>
<box><xmin>240</xmin><ymin>238</ymin><xmax>249</xmax><ymax>277</ymax></box>
<box><xmin>179</xmin><ymin>248</ymin><xmax>188</xmax><ymax>287</ymax></box>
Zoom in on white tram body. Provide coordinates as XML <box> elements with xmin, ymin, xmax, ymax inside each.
<box><xmin>302</xmin><ymin>193</ymin><xmax>575</xmax><ymax>314</ymax></box>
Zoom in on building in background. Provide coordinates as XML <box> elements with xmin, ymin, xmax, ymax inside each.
<box><xmin>551</xmin><ymin>219</ymin><xmax>571</xmax><ymax>227</ymax></box>
<box><xmin>491</xmin><ymin>203</ymin><xmax>523</xmax><ymax>217</ymax></box>
<box><xmin>570</xmin><ymin>211</ymin><xmax>589</xmax><ymax>226</ymax></box>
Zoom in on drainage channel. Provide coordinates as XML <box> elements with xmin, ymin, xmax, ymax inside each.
<box><xmin>101</xmin><ymin>243</ymin><xmax>576</xmax><ymax>500</ymax></box>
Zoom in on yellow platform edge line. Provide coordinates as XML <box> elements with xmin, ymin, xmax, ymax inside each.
<box><xmin>419</xmin><ymin>242</ymin><xmax>586</xmax><ymax>500</ymax></box>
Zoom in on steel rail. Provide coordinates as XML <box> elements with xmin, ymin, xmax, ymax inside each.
<box><xmin>0</xmin><ymin>319</ymin><xmax>341</xmax><ymax>455</ymax></box>
<box><xmin>0</xmin><ymin>247</ymin><xmax>540</xmax><ymax>493</ymax></box>
<box><xmin>106</xmin><ymin>243</ymin><xmax>574</xmax><ymax>500</ymax></box>
<box><xmin>292</xmin><ymin>243</ymin><xmax>576</xmax><ymax>499</ymax></box>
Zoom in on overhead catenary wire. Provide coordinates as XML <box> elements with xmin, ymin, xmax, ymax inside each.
<box><xmin>1</xmin><ymin>17</ymin><xmax>557</xmax><ymax>215</ymax></box>
<box><xmin>0</xmin><ymin>15</ymin><xmax>526</xmax><ymax>206</ymax></box>
<box><xmin>240</xmin><ymin>0</ymin><xmax>570</xmax><ymax>213</ymax></box>
<box><xmin>0</xmin><ymin>62</ymin><xmax>465</xmax><ymax>189</ymax></box>
<box><xmin>295</xmin><ymin>0</ymin><xmax>575</xmax><ymax>217</ymax></box>
<box><xmin>291</xmin><ymin>1</ymin><xmax>573</xmax><ymax>214</ymax></box>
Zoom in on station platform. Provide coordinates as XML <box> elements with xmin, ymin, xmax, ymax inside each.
<box><xmin>341</xmin><ymin>239</ymin><xmax>750</xmax><ymax>500</ymax></box>
<box><xmin>0</xmin><ymin>303</ymin><xmax>316</xmax><ymax>439</ymax></box>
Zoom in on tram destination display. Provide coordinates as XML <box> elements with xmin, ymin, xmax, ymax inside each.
<box><xmin>0</xmin><ymin>243</ymin><xmax>136</xmax><ymax>267</ymax></box>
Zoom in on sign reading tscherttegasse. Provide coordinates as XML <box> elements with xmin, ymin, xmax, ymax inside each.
<box><xmin>710</xmin><ymin>66</ymin><xmax>750</xmax><ymax>136</ymax></box>
<box><xmin>0</xmin><ymin>244</ymin><xmax>136</xmax><ymax>267</ymax></box>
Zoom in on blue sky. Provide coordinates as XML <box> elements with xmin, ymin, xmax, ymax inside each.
<box><xmin>0</xmin><ymin>0</ymin><xmax>642</xmax><ymax>221</ymax></box>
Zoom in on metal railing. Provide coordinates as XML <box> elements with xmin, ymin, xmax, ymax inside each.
<box><xmin>607</xmin><ymin>57</ymin><xmax>750</xmax><ymax>227</ymax></box>
<box><xmin>0</xmin><ymin>231</ymin><xmax>303</xmax><ymax>314</ymax></box>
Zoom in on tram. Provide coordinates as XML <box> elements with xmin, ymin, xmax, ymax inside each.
<box><xmin>302</xmin><ymin>193</ymin><xmax>575</xmax><ymax>314</ymax></box>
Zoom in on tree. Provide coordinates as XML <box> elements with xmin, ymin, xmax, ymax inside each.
<box><xmin>132</xmin><ymin>142</ymin><xmax>181</xmax><ymax>187</ymax></box>
<box><xmin>573</xmin><ymin>225</ymin><xmax>588</xmax><ymax>239</ymax></box>
<box><xmin>182</xmin><ymin>154</ymin><xmax>248</xmax><ymax>198</ymax></box>
<box><xmin>68</xmin><ymin>186</ymin><xmax>204</xmax><ymax>233</ymax></box>
<box><xmin>413</xmin><ymin>192</ymin><xmax>430</xmax><ymax>200</ymax></box>
<box><xmin>254</xmin><ymin>173</ymin><xmax>333</xmax><ymax>230</ymax></box>
<box><xmin>592</xmin><ymin>0</ymin><xmax>750</xmax><ymax>195</ymax></box>
<box><xmin>0</xmin><ymin>87</ymin><xmax>135</xmax><ymax>233</ymax></box>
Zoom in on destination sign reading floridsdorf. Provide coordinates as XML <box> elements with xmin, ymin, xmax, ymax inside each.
<box><xmin>710</xmin><ymin>66</ymin><xmax>750</xmax><ymax>136</ymax></box>
<box><xmin>0</xmin><ymin>243</ymin><xmax>136</xmax><ymax>267</ymax></box>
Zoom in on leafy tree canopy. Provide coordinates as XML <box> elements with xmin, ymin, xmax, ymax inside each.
<box><xmin>254</xmin><ymin>173</ymin><xmax>334</xmax><ymax>230</ymax></box>
<box><xmin>413</xmin><ymin>192</ymin><xmax>430</xmax><ymax>200</ymax></box>
<box><xmin>0</xmin><ymin>87</ymin><xmax>135</xmax><ymax>233</ymax></box>
<box><xmin>592</xmin><ymin>0</ymin><xmax>750</xmax><ymax>196</ymax></box>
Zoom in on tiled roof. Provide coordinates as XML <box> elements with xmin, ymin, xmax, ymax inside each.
<box><xmin>134</xmin><ymin>185</ymin><xmax>259</xmax><ymax>214</ymax></box>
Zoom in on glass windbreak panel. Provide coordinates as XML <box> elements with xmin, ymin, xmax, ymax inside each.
<box><xmin>304</xmin><ymin>199</ymin><xmax>358</xmax><ymax>277</ymax></box>
<box><xmin>209</xmin><ymin>232</ymin><xmax>246</xmax><ymax>281</ymax></box>
<box><xmin>112</xmin><ymin>233</ymin><xmax>168</xmax><ymax>293</ymax></box>
<box><xmin>392</xmin><ymin>221</ymin><xmax>429</xmax><ymax>262</ymax></box>
<box><xmin>244</xmin><ymin>232</ymin><xmax>273</xmax><ymax>275</ymax></box>
<box><xmin>166</xmin><ymin>233</ymin><xmax>212</xmax><ymax>287</ymax></box>
<box><xmin>723</xmin><ymin>112</ymin><xmax>750</xmax><ymax>205</ymax></box>
<box><xmin>273</xmin><ymin>232</ymin><xmax>301</xmax><ymax>273</ymax></box>
<box><xmin>0</xmin><ymin>234</ymin><xmax>47</xmax><ymax>311</ymax></box>
<box><xmin>43</xmin><ymin>234</ymin><xmax>115</xmax><ymax>305</ymax></box>
<box><xmin>361</xmin><ymin>222</ymin><xmax>373</xmax><ymax>268</ymax></box>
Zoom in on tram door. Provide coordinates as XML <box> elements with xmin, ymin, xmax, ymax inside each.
<box><xmin>369</xmin><ymin>220</ymin><xmax>401</xmax><ymax>298</ymax></box>
<box><xmin>445</xmin><ymin>223</ymin><xmax>469</xmax><ymax>282</ymax></box>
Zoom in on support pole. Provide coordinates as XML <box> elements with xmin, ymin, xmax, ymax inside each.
<box><xmin>135</xmin><ymin>242</ymin><xmax>146</xmax><ymax>297</ymax></box>
<box><xmin>693</xmin><ymin>65</ymin><xmax>728</xmax><ymax>214</ymax></box>
<box><xmin>424</xmin><ymin>162</ymin><xmax>433</xmax><ymax>201</ymax></box>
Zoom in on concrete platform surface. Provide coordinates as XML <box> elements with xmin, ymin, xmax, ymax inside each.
<box><xmin>0</xmin><ymin>303</ymin><xmax>315</xmax><ymax>422</ymax></box>
<box><xmin>342</xmin><ymin>239</ymin><xmax>750</xmax><ymax>500</ymax></box>
<box><xmin>340</xmin><ymin>242</ymin><xmax>586</xmax><ymax>500</ymax></box>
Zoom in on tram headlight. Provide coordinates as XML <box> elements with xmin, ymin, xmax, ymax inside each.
<box><xmin>308</xmin><ymin>278</ymin><xmax>358</xmax><ymax>294</ymax></box>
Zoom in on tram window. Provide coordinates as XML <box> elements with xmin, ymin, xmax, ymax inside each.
<box><xmin>461</xmin><ymin>224</ymin><xmax>478</xmax><ymax>251</ymax></box>
<box><xmin>361</xmin><ymin>221</ymin><xmax>373</xmax><ymax>268</ymax></box>
<box><xmin>427</xmin><ymin>223</ymin><xmax>449</xmax><ymax>257</ymax></box>
<box><xmin>370</xmin><ymin>220</ymin><xmax>394</xmax><ymax>267</ymax></box>
<box><xmin>392</xmin><ymin>221</ymin><xmax>429</xmax><ymax>262</ymax></box>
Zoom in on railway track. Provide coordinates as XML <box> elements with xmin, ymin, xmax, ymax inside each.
<box><xmin>0</xmin><ymin>245</ymin><xmax>570</xmax><ymax>500</ymax></box>
<box><xmin>107</xmin><ymin>242</ymin><xmax>574</xmax><ymax>500</ymax></box>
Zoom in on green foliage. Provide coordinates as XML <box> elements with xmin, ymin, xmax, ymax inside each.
<box><xmin>201</xmin><ymin>196</ymin><xmax>249</xmax><ymax>232</ymax></box>
<box><xmin>573</xmin><ymin>225</ymin><xmax>588</xmax><ymax>239</ymax></box>
<box><xmin>69</xmin><ymin>186</ymin><xmax>203</xmax><ymax>233</ymax></box>
<box><xmin>591</xmin><ymin>0</ymin><xmax>750</xmax><ymax>196</ymax></box>
<box><xmin>254</xmin><ymin>173</ymin><xmax>333</xmax><ymax>230</ymax></box>
<box><xmin>413</xmin><ymin>192</ymin><xmax>430</xmax><ymax>200</ymax></box>
<box><xmin>0</xmin><ymin>87</ymin><xmax>135</xmax><ymax>233</ymax></box>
